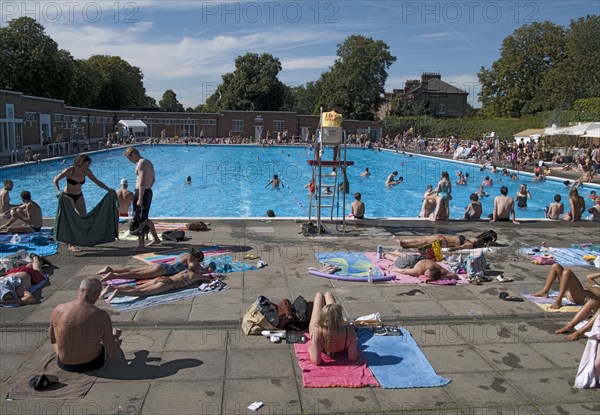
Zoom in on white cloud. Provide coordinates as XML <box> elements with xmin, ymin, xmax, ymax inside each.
<box><xmin>281</xmin><ymin>56</ymin><xmax>335</xmax><ymax>70</ymax></box>
<box><xmin>415</xmin><ymin>31</ymin><xmax>456</xmax><ymax>40</ymax></box>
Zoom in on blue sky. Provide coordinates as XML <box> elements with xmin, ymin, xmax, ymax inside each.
<box><xmin>2</xmin><ymin>1</ymin><xmax>598</xmax><ymax>108</ymax></box>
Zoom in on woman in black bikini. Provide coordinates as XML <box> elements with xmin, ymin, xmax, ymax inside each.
<box><xmin>308</xmin><ymin>291</ymin><xmax>358</xmax><ymax>365</ymax></box>
<box><xmin>53</xmin><ymin>154</ymin><xmax>111</xmax><ymax>251</ymax></box>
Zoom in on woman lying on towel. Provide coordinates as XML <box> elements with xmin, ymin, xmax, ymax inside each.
<box><xmin>308</xmin><ymin>291</ymin><xmax>358</xmax><ymax>366</ymax></box>
<box><xmin>101</xmin><ymin>261</ymin><xmax>213</xmax><ymax>302</ymax></box>
<box><xmin>97</xmin><ymin>248</ymin><xmax>205</xmax><ymax>282</ymax></box>
<box><xmin>394</xmin><ymin>230</ymin><xmax>497</xmax><ymax>251</ymax></box>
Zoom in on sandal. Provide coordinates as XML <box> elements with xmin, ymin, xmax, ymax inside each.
<box><xmin>467</xmin><ymin>276</ymin><xmax>482</xmax><ymax>285</ymax></box>
<box><xmin>499</xmin><ymin>292</ymin><xmax>524</xmax><ymax>302</ymax></box>
<box><xmin>496</xmin><ymin>275</ymin><xmax>514</xmax><ymax>283</ymax></box>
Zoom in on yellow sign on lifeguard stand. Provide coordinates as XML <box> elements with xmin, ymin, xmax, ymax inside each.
<box><xmin>319</xmin><ymin>110</ymin><xmax>343</xmax><ymax>145</ymax></box>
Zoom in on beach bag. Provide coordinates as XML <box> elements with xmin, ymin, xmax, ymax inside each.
<box><xmin>187</xmin><ymin>221</ymin><xmax>208</xmax><ymax>231</ymax></box>
<box><xmin>241</xmin><ymin>296</ymin><xmax>278</xmax><ymax>335</ymax></box>
<box><xmin>300</xmin><ymin>222</ymin><xmax>318</xmax><ymax>236</ymax></box>
<box><xmin>161</xmin><ymin>230</ymin><xmax>185</xmax><ymax>242</ymax></box>
<box><xmin>276</xmin><ymin>299</ymin><xmax>294</xmax><ymax>329</ymax></box>
<box><xmin>418</xmin><ymin>239</ymin><xmax>443</xmax><ymax>261</ymax></box>
<box><xmin>465</xmin><ymin>252</ymin><xmax>487</xmax><ymax>277</ymax></box>
<box><xmin>129</xmin><ymin>214</ymin><xmax>149</xmax><ymax>236</ymax></box>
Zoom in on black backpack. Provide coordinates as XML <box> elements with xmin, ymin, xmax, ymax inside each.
<box><xmin>291</xmin><ymin>295</ymin><xmax>313</xmax><ymax>330</ymax></box>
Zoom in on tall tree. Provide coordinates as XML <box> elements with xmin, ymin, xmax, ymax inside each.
<box><xmin>159</xmin><ymin>89</ymin><xmax>184</xmax><ymax>111</ymax></box>
<box><xmin>478</xmin><ymin>21</ymin><xmax>566</xmax><ymax>117</ymax></box>
<box><xmin>542</xmin><ymin>15</ymin><xmax>600</xmax><ymax>109</ymax></box>
<box><xmin>84</xmin><ymin>55</ymin><xmax>147</xmax><ymax>110</ymax></box>
<box><xmin>316</xmin><ymin>35</ymin><xmax>396</xmax><ymax>120</ymax></box>
<box><xmin>0</xmin><ymin>16</ymin><xmax>75</xmax><ymax>100</ymax></box>
<box><xmin>204</xmin><ymin>53</ymin><xmax>286</xmax><ymax>111</ymax></box>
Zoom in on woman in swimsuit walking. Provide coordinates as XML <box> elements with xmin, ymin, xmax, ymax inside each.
<box><xmin>53</xmin><ymin>155</ymin><xmax>111</xmax><ymax>251</ymax></box>
<box><xmin>308</xmin><ymin>291</ymin><xmax>358</xmax><ymax>365</ymax></box>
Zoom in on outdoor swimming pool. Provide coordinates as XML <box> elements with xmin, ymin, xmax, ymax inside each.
<box><xmin>1</xmin><ymin>145</ymin><xmax>598</xmax><ymax>219</ymax></box>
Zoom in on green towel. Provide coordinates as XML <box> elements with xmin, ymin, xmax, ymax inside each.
<box><xmin>53</xmin><ymin>190</ymin><xmax>119</xmax><ymax>246</ymax></box>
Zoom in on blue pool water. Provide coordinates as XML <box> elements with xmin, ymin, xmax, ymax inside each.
<box><xmin>1</xmin><ymin>145</ymin><xmax>597</xmax><ymax>218</ymax></box>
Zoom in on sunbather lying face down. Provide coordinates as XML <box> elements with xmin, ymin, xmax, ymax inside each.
<box><xmin>101</xmin><ymin>262</ymin><xmax>213</xmax><ymax>302</ymax></box>
<box><xmin>308</xmin><ymin>291</ymin><xmax>358</xmax><ymax>366</ymax></box>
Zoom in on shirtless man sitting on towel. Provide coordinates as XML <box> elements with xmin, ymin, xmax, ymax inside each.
<box><xmin>49</xmin><ymin>278</ymin><xmax>123</xmax><ymax>372</ymax></box>
<box><xmin>391</xmin><ymin>259</ymin><xmax>459</xmax><ymax>281</ymax></box>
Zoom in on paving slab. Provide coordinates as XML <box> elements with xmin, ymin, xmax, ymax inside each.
<box><xmin>1</xmin><ymin>218</ymin><xmax>599</xmax><ymax>414</ymax></box>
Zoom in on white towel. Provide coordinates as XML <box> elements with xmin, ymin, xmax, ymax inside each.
<box><xmin>574</xmin><ymin>316</ymin><xmax>600</xmax><ymax>388</ymax></box>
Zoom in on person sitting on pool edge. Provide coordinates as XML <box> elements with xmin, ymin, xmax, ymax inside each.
<box><xmin>308</xmin><ymin>291</ymin><xmax>358</xmax><ymax>366</ymax></box>
<box><xmin>350</xmin><ymin>193</ymin><xmax>365</xmax><ymax>219</ymax></box>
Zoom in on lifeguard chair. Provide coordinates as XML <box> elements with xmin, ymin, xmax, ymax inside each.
<box><xmin>307</xmin><ymin>108</ymin><xmax>354</xmax><ymax>234</ymax></box>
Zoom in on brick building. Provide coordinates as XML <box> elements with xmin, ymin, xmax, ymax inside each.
<box><xmin>382</xmin><ymin>73</ymin><xmax>469</xmax><ymax>118</ymax></box>
<box><xmin>0</xmin><ymin>89</ymin><xmax>383</xmax><ymax>157</ymax></box>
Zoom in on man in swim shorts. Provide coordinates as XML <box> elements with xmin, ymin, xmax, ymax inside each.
<box><xmin>124</xmin><ymin>148</ymin><xmax>160</xmax><ymax>250</ymax></box>
<box><xmin>489</xmin><ymin>186</ymin><xmax>519</xmax><ymax>224</ymax></box>
<box><xmin>0</xmin><ymin>191</ymin><xmax>43</xmax><ymax>233</ymax></box>
<box><xmin>49</xmin><ymin>278</ymin><xmax>123</xmax><ymax>372</ymax></box>
<box><xmin>116</xmin><ymin>178</ymin><xmax>133</xmax><ymax>217</ymax></box>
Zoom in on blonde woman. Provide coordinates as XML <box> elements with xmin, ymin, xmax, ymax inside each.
<box><xmin>564</xmin><ymin>187</ymin><xmax>586</xmax><ymax>222</ymax></box>
<box><xmin>516</xmin><ymin>184</ymin><xmax>531</xmax><ymax>208</ymax></box>
<box><xmin>308</xmin><ymin>291</ymin><xmax>358</xmax><ymax>365</ymax></box>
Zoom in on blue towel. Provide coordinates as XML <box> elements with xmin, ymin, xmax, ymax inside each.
<box><xmin>0</xmin><ymin>242</ymin><xmax>59</xmax><ymax>258</ymax></box>
<box><xmin>107</xmin><ymin>282</ymin><xmax>229</xmax><ymax>313</ymax></box>
<box><xmin>315</xmin><ymin>252</ymin><xmax>383</xmax><ymax>277</ymax></box>
<box><xmin>358</xmin><ymin>328</ymin><xmax>451</xmax><ymax>389</ymax></box>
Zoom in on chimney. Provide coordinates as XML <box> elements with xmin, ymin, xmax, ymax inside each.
<box><xmin>421</xmin><ymin>72</ymin><xmax>441</xmax><ymax>82</ymax></box>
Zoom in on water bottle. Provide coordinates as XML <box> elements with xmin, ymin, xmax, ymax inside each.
<box><xmin>368</xmin><ymin>267</ymin><xmax>374</xmax><ymax>283</ymax></box>
<box><xmin>377</xmin><ymin>245</ymin><xmax>383</xmax><ymax>259</ymax></box>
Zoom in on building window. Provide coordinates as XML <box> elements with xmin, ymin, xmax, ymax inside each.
<box><xmin>25</xmin><ymin>112</ymin><xmax>37</xmax><ymax>122</ymax></box>
<box><xmin>201</xmin><ymin>119</ymin><xmax>217</xmax><ymax>125</ymax></box>
<box><xmin>438</xmin><ymin>103</ymin><xmax>446</xmax><ymax>115</ymax></box>
<box><xmin>232</xmin><ymin>119</ymin><xmax>243</xmax><ymax>132</ymax></box>
<box><xmin>54</xmin><ymin>113</ymin><xmax>64</xmax><ymax>122</ymax></box>
<box><xmin>273</xmin><ymin>120</ymin><xmax>285</xmax><ymax>132</ymax></box>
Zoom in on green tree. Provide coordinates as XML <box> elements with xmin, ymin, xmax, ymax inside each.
<box><xmin>389</xmin><ymin>98</ymin><xmax>430</xmax><ymax>117</ymax></box>
<box><xmin>543</xmin><ymin>16</ymin><xmax>600</xmax><ymax>109</ymax></box>
<box><xmin>478</xmin><ymin>21</ymin><xmax>566</xmax><ymax>117</ymax></box>
<box><xmin>159</xmin><ymin>89</ymin><xmax>184</xmax><ymax>112</ymax></box>
<box><xmin>205</xmin><ymin>53</ymin><xmax>286</xmax><ymax>111</ymax></box>
<box><xmin>0</xmin><ymin>17</ymin><xmax>75</xmax><ymax>100</ymax></box>
<box><xmin>316</xmin><ymin>35</ymin><xmax>396</xmax><ymax>120</ymax></box>
<box><xmin>85</xmin><ymin>55</ymin><xmax>147</xmax><ymax>110</ymax></box>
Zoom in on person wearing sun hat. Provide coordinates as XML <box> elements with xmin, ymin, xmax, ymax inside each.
<box><xmin>116</xmin><ymin>178</ymin><xmax>133</xmax><ymax>217</ymax></box>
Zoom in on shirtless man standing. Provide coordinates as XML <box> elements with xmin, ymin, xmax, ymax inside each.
<box><xmin>0</xmin><ymin>180</ymin><xmax>19</xmax><ymax>218</ymax></box>
<box><xmin>124</xmin><ymin>148</ymin><xmax>160</xmax><ymax>250</ymax></box>
<box><xmin>0</xmin><ymin>191</ymin><xmax>43</xmax><ymax>233</ymax></box>
<box><xmin>489</xmin><ymin>186</ymin><xmax>519</xmax><ymax>224</ymax></box>
<box><xmin>116</xmin><ymin>179</ymin><xmax>133</xmax><ymax>217</ymax></box>
<box><xmin>49</xmin><ymin>278</ymin><xmax>123</xmax><ymax>372</ymax></box>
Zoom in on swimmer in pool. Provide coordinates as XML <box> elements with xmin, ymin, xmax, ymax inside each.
<box><xmin>265</xmin><ymin>174</ymin><xmax>284</xmax><ymax>189</ymax></box>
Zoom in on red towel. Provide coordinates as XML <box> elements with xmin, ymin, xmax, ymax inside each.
<box><xmin>294</xmin><ymin>335</ymin><xmax>379</xmax><ymax>388</ymax></box>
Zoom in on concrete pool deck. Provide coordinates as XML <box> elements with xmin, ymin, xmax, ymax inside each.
<box><xmin>1</xmin><ymin>218</ymin><xmax>600</xmax><ymax>414</ymax></box>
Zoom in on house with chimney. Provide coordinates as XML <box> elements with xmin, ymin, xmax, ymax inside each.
<box><xmin>382</xmin><ymin>73</ymin><xmax>469</xmax><ymax>118</ymax></box>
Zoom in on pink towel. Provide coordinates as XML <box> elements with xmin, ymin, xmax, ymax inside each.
<box><xmin>364</xmin><ymin>252</ymin><xmax>465</xmax><ymax>285</ymax></box>
<box><xmin>294</xmin><ymin>335</ymin><xmax>379</xmax><ymax>388</ymax></box>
